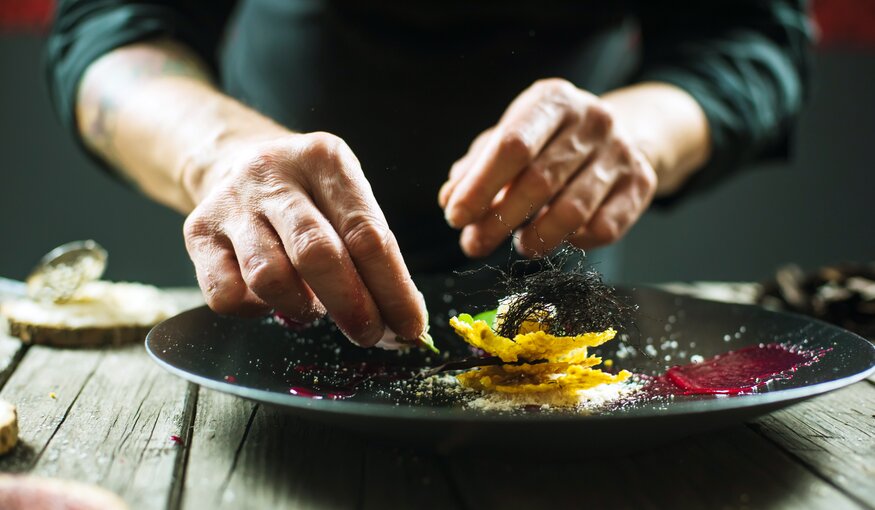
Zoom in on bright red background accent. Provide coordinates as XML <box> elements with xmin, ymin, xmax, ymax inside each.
<box><xmin>0</xmin><ymin>0</ymin><xmax>874</xmax><ymax>49</ymax></box>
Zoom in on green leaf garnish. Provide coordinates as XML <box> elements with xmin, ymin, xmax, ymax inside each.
<box><xmin>457</xmin><ymin>313</ymin><xmax>474</xmax><ymax>325</ymax></box>
<box><xmin>473</xmin><ymin>308</ymin><xmax>498</xmax><ymax>329</ymax></box>
<box><xmin>417</xmin><ymin>330</ymin><xmax>439</xmax><ymax>354</ymax></box>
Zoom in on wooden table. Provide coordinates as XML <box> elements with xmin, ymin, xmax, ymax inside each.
<box><xmin>0</xmin><ymin>285</ymin><xmax>873</xmax><ymax>510</ymax></box>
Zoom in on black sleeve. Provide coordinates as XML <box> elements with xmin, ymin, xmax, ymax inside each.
<box><xmin>635</xmin><ymin>0</ymin><xmax>813</xmax><ymax>203</ymax></box>
<box><xmin>46</xmin><ymin>0</ymin><xmax>236</xmax><ymax>140</ymax></box>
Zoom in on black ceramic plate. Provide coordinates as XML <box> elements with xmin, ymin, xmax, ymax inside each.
<box><xmin>146</xmin><ymin>274</ymin><xmax>875</xmax><ymax>453</ymax></box>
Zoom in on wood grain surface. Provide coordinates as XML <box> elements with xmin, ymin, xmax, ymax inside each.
<box><xmin>0</xmin><ymin>285</ymin><xmax>871</xmax><ymax>510</ymax></box>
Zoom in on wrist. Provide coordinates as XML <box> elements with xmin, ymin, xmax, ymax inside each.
<box><xmin>601</xmin><ymin>82</ymin><xmax>710</xmax><ymax>196</ymax></box>
<box><xmin>178</xmin><ymin>100</ymin><xmax>292</xmax><ymax>207</ymax></box>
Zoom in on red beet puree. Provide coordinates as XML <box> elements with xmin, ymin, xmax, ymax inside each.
<box><xmin>661</xmin><ymin>343</ymin><xmax>823</xmax><ymax>395</ymax></box>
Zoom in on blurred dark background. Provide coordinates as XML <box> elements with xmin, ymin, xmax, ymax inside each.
<box><xmin>0</xmin><ymin>0</ymin><xmax>872</xmax><ymax>286</ymax></box>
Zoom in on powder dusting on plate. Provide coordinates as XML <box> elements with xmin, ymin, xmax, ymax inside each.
<box><xmin>419</xmin><ymin>373</ymin><xmax>642</xmax><ymax>413</ymax></box>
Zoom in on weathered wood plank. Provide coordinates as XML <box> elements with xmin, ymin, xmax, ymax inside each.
<box><xmin>183</xmin><ymin>388</ymin><xmax>460</xmax><ymax>510</ymax></box>
<box><xmin>26</xmin><ymin>346</ymin><xmax>192</xmax><ymax>510</ymax></box>
<box><xmin>0</xmin><ymin>345</ymin><xmax>193</xmax><ymax>509</ymax></box>
<box><xmin>0</xmin><ymin>347</ymin><xmax>104</xmax><ymax>472</ymax></box>
<box><xmin>184</xmin><ymin>389</ymin><xmax>364</xmax><ymax>510</ymax></box>
<box><xmin>180</xmin><ymin>388</ymin><xmax>256</xmax><ymax>509</ymax></box>
<box><xmin>0</xmin><ymin>307</ymin><xmax>26</xmax><ymax>390</ymax></box>
<box><xmin>0</xmin><ymin>335</ymin><xmax>24</xmax><ymax>391</ymax></box>
<box><xmin>447</xmin><ymin>425</ymin><xmax>864</xmax><ymax>510</ymax></box>
<box><xmin>752</xmin><ymin>381</ymin><xmax>875</xmax><ymax>507</ymax></box>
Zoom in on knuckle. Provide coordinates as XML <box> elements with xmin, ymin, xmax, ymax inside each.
<box><xmin>240</xmin><ymin>146</ymin><xmax>288</xmax><ymax>181</ymax></box>
<box><xmin>585</xmin><ymin>102</ymin><xmax>614</xmax><ymax>136</ymax></box>
<box><xmin>183</xmin><ymin>211</ymin><xmax>215</xmax><ymax>245</ymax></box>
<box><xmin>533</xmin><ymin>77</ymin><xmax>572</xmax><ymax>93</ymax></box>
<box><xmin>555</xmin><ymin>198</ymin><xmax>592</xmax><ymax>230</ymax></box>
<box><xmin>637</xmin><ymin>163</ymin><xmax>658</xmax><ymax>191</ymax></box>
<box><xmin>268</xmin><ymin>193</ymin><xmax>307</xmax><ymax>217</ymax></box>
<box><xmin>341</xmin><ymin>215</ymin><xmax>395</xmax><ymax>262</ymax></box>
<box><xmin>499</xmin><ymin>131</ymin><xmax>534</xmax><ymax>162</ymax></box>
<box><xmin>203</xmin><ymin>284</ymin><xmax>242</xmax><ymax>315</ymax></box>
<box><xmin>590</xmin><ymin>219</ymin><xmax>622</xmax><ymax>244</ymax></box>
<box><xmin>241</xmin><ymin>257</ymin><xmax>289</xmax><ymax>297</ymax></box>
<box><xmin>448</xmin><ymin>158</ymin><xmax>466</xmax><ymax>179</ymax></box>
<box><xmin>610</xmin><ymin>137</ymin><xmax>634</xmax><ymax>164</ymax></box>
<box><xmin>289</xmin><ymin>223</ymin><xmax>341</xmax><ymax>275</ymax></box>
<box><xmin>305</xmin><ymin>132</ymin><xmax>349</xmax><ymax>163</ymax></box>
<box><xmin>473</xmin><ymin>128</ymin><xmax>494</xmax><ymax>148</ymax></box>
<box><xmin>522</xmin><ymin>163</ymin><xmax>559</xmax><ymax>202</ymax></box>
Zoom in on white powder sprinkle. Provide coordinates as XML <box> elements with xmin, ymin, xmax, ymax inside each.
<box><xmin>463</xmin><ymin>380</ymin><xmax>642</xmax><ymax>413</ymax></box>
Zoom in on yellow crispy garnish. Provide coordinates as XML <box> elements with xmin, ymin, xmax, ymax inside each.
<box><xmin>457</xmin><ymin>365</ymin><xmax>631</xmax><ymax>394</ymax></box>
<box><xmin>449</xmin><ymin>315</ymin><xmax>630</xmax><ymax>406</ymax></box>
<box><xmin>449</xmin><ymin>316</ymin><xmax>617</xmax><ymax>363</ymax></box>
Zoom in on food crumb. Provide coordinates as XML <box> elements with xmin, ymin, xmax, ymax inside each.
<box><xmin>49</xmin><ymin>392</ymin><xmax>57</xmax><ymax>399</ymax></box>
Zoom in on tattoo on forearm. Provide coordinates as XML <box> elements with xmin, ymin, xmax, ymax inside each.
<box><xmin>88</xmin><ymin>94</ymin><xmax>122</xmax><ymax>167</ymax></box>
<box><xmin>79</xmin><ymin>40</ymin><xmax>212</xmax><ymax>167</ymax></box>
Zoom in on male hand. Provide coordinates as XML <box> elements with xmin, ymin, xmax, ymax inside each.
<box><xmin>183</xmin><ymin>132</ymin><xmax>426</xmax><ymax>347</ymax></box>
<box><xmin>439</xmin><ymin>78</ymin><xmax>657</xmax><ymax>257</ymax></box>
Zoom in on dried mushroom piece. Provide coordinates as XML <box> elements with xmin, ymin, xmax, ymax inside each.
<box><xmin>759</xmin><ymin>262</ymin><xmax>875</xmax><ymax>340</ymax></box>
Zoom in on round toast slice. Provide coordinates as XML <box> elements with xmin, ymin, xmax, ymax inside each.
<box><xmin>1</xmin><ymin>282</ymin><xmax>178</xmax><ymax>347</ymax></box>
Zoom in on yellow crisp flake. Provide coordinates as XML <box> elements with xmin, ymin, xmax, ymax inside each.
<box><xmin>456</xmin><ymin>365</ymin><xmax>630</xmax><ymax>396</ymax></box>
<box><xmin>449</xmin><ymin>316</ymin><xmax>518</xmax><ymax>362</ymax></box>
<box><xmin>449</xmin><ymin>316</ymin><xmax>616</xmax><ymax>363</ymax></box>
<box><xmin>449</xmin><ymin>314</ymin><xmax>630</xmax><ymax>406</ymax></box>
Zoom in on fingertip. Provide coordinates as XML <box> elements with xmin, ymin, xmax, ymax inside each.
<box><xmin>358</xmin><ymin>326</ymin><xmax>386</xmax><ymax>348</ymax></box>
<box><xmin>339</xmin><ymin>315</ymin><xmax>386</xmax><ymax>348</ymax></box>
<box><xmin>513</xmin><ymin>235</ymin><xmax>534</xmax><ymax>258</ymax></box>
<box><xmin>404</xmin><ymin>291</ymin><xmax>429</xmax><ymax>339</ymax></box>
<box><xmin>438</xmin><ymin>181</ymin><xmax>453</xmax><ymax>208</ymax></box>
<box><xmin>460</xmin><ymin>226</ymin><xmax>489</xmax><ymax>258</ymax></box>
<box><xmin>444</xmin><ymin>205</ymin><xmax>471</xmax><ymax>229</ymax></box>
<box><xmin>380</xmin><ymin>285</ymin><xmax>428</xmax><ymax>341</ymax></box>
<box><xmin>398</xmin><ymin>316</ymin><xmax>426</xmax><ymax>342</ymax></box>
<box><xmin>514</xmin><ymin>230</ymin><xmax>547</xmax><ymax>259</ymax></box>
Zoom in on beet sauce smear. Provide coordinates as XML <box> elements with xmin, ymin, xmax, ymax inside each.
<box><xmin>654</xmin><ymin>343</ymin><xmax>828</xmax><ymax>395</ymax></box>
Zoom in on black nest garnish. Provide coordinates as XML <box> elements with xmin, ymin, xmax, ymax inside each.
<box><xmin>491</xmin><ymin>245</ymin><xmax>635</xmax><ymax>338</ymax></box>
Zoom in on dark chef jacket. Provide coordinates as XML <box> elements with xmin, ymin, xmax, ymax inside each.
<box><xmin>45</xmin><ymin>0</ymin><xmax>812</xmax><ymax>273</ymax></box>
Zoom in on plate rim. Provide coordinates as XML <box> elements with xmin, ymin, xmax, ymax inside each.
<box><xmin>145</xmin><ymin>287</ymin><xmax>875</xmax><ymax>423</ymax></box>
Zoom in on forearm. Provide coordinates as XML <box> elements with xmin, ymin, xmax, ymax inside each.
<box><xmin>602</xmin><ymin>82</ymin><xmax>711</xmax><ymax>197</ymax></box>
<box><xmin>76</xmin><ymin>39</ymin><xmax>289</xmax><ymax>213</ymax></box>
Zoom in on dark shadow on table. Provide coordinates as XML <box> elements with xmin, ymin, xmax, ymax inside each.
<box><xmin>222</xmin><ymin>407</ymin><xmax>831</xmax><ymax>510</ymax></box>
<box><xmin>0</xmin><ymin>441</ymin><xmax>37</xmax><ymax>474</ymax></box>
